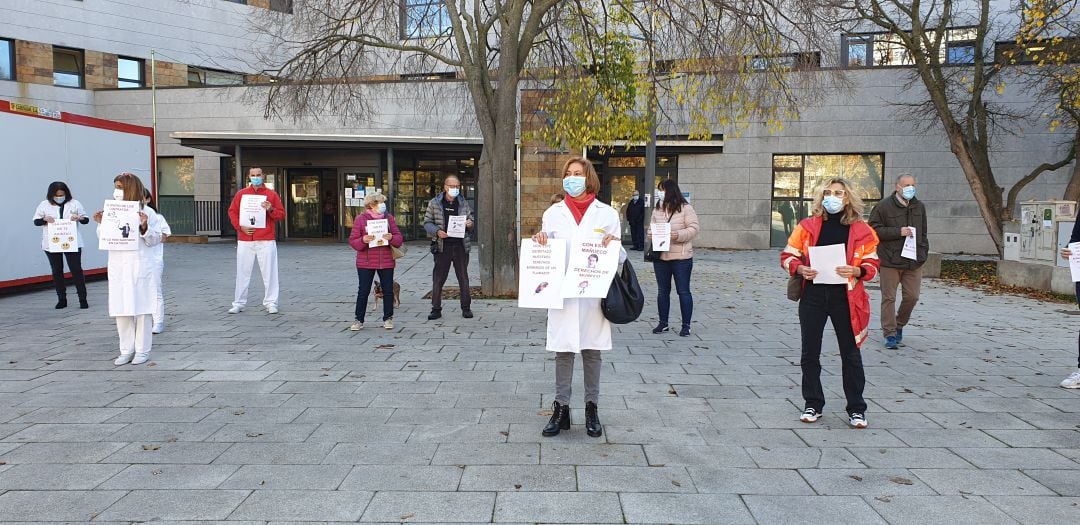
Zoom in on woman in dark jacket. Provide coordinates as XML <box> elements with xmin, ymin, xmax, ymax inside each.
<box><xmin>348</xmin><ymin>193</ymin><xmax>404</xmax><ymax>331</ymax></box>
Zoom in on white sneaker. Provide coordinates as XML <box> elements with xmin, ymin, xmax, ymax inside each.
<box><xmin>800</xmin><ymin>407</ymin><xmax>820</xmax><ymax>423</ymax></box>
<box><xmin>848</xmin><ymin>412</ymin><xmax>868</xmax><ymax>429</ymax></box>
<box><xmin>350</xmin><ymin>320</ymin><xmax>363</xmax><ymax>331</ymax></box>
<box><xmin>227</xmin><ymin>306</ymin><xmax>243</xmax><ymax>314</ymax></box>
<box><xmin>114</xmin><ymin>353</ymin><xmax>134</xmax><ymax>366</ymax></box>
<box><xmin>383</xmin><ymin>318</ymin><xmax>394</xmax><ymax>330</ymax></box>
<box><xmin>1061</xmin><ymin>369</ymin><xmax>1080</xmax><ymax>389</ymax></box>
<box><xmin>152</xmin><ymin>322</ymin><xmax>164</xmax><ymax>334</ymax></box>
<box><xmin>132</xmin><ymin>353</ymin><xmax>150</xmax><ymax>365</ymax></box>
<box><xmin>267</xmin><ymin>306</ymin><xmax>279</xmax><ymax>314</ymax></box>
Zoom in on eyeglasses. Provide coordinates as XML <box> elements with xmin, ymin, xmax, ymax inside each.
<box><xmin>822</xmin><ymin>189</ymin><xmax>846</xmax><ymax>197</ymax></box>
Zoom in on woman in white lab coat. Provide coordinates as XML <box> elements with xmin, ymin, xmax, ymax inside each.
<box><xmin>93</xmin><ymin>173</ymin><xmax>162</xmax><ymax>365</ymax></box>
<box><xmin>530</xmin><ymin>157</ymin><xmax>623</xmax><ymax>439</ymax></box>
<box><xmin>144</xmin><ymin>189</ymin><xmax>172</xmax><ymax>334</ymax></box>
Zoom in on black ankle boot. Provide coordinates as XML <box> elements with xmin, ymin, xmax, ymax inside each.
<box><xmin>79</xmin><ymin>297</ymin><xmax>89</xmax><ymax>309</ymax></box>
<box><xmin>55</xmin><ymin>296</ymin><xmax>67</xmax><ymax>309</ymax></box>
<box><xmin>542</xmin><ymin>401</ymin><xmax>571</xmax><ymax>436</ymax></box>
<box><xmin>585</xmin><ymin>401</ymin><xmax>603</xmax><ymax>437</ymax></box>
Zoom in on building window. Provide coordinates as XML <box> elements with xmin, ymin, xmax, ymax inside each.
<box><xmin>770</xmin><ymin>153</ymin><xmax>884</xmax><ymax>247</ymax></box>
<box><xmin>53</xmin><ymin>47</ymin><xmax>84</xmax><ymax>88</ymax></box>
<box><xmin>401</xmin><ymin>0</ymin><xmax>451</xmax><ymax>39</ymax></box>
<box><xmin>158</xmin><ymin>157</ymin><xmax>196</xmax><ymax>235</ymax></box>
<box><xmin>188</xmin><ymin>66</ymin><xmax>244</xmax><ymax>86</ymax></box>
<box><xmin>117</xmin><ymin>56</ymin><xmax>144</xmax><ymax>88</ymax></box>
<box><xmin>844</xmin><ymin>36</ymin><xmax>872</xmax><ymax>67</ymax></box>
<box><xmin>844</xmin><ymin>27</ymin><xmax>980</xmax><ymax>68</ymax></box>
<box><xmin>748</xmin><ymin>52</ymin><xmax>821</xmax><ymax>71</ymax></box>
<box><xmin>0</xmin><ymin>38</ymin><xmax>13</xmax><ymax>81</ymax></box>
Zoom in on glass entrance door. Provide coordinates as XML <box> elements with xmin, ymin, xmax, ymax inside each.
<box><xmin>286</xmin><ymin>170</ymin><xmax>322</xmax><ymax>238</ymax></box>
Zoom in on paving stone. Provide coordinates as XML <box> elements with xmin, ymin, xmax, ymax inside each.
<box><xmin>642</xmin><ymin>445</ymin><xmax>758</xmax><ymax>468</ymax></box>
<box><xmin>991</xmin><ymin>495</ymin><xmax>1080</xmax><ymax>523</ymax></box>
<box><xmin>10</xmin><ymin>407</ymin><xmax>126</xmax><ymax>424</ymax></box>
<box><xmin>794</xmin><ymin>428</ymin><xmax>908</xmax><ymax>447</ymax></box>
<box><xmin>603</xmin><ymin>426</ymin><xmax>708</xmax><ymax>446</ymax></box>
<box><xmin>743</xmin><ymin>495</ymin><xmax>887</xmax><ymax>525</ymax></box>
<box><xmin>0</xmin><ymin>441</ymin><xmax>126</xmax><ymax>463</ymax></box>
<box><xmin>4</xmin><ymin>423</ymin><xmax>127</xmax><ymax>442</ymax></box>
<box><xmin>846</xmin><ymin>447</ymin><xmax>975</xmax><ymax>468</ymax></box>
<box><xmin>951</xmin><ymin>447</ymin><xmax>1080</xmax><ymax>469</ymax></box>
<box><xmin>103</xmin><ymin>407</ymin><xmax>216</xmax><ymax>423</ymax></box>
<box><xmin>291</xmin><ymin>407</ymin><xmax>393</xmax><ymax>425</ymax></box>
<box><xmin>459</xmin><ymin>465</ymin><xmax>575</xmax><ymax>491</ymax></box>
<box><xmin>323</xmin><ymin>443</ymin><xmax>438</xmax><ymax>465</ymax></box>
<box><xmin>95</xmin><ymin>489</ymin><xmax>251</xmax><ymax>521</ymax></box>
<box><xmin>0</xmin><ymin>463</ymin><xmax>125</xmax><ymax>489</ymax></box>
<box><xmin>0</xmin><ymin>490</ymin><xmax>127</xmax><ymax>521</ymax></box>
<box><xmin>798</xmin><ymin>468</ymin><xmax>938</xmax><ymax>496</ymax></box>
<box><xmin>205</xmin><ymin>423</ymin><xmax>318</xmax><ymax>442</ymax></box>
<box><xmin>306</xmin><ymin>423</ymin><xmax>414</xmax><ymax>443</ymax></box>
<box><xmin>229</xmin><ymin>489</ymin><xmax>373</xmax><ymax>521</ymax></box>
<box><xmin>431</xmin><ymin>443</ymin><xmax>539</xmax><ymax>465</ymax></box>
<box><xmin>1022</xmin><ymin>468</ymin><xmax>1080</xmax><ymax>496</ymax></box>
<box><xmin>577</xmin><ymin>465</ymin><xmax>696</xmax><ymax>492</ymax></box>
<box><xmin>983</xmin><ymin>429</ymin><xmax>1080</xmax><ymax>448</ymax></box>
<box><xmin>280</xmin><ymin>393</ymin><xmax>377</xmax><ymax>407</ymax></box>
<box><xmin>890</xmin><ymin>428</ymin><xmax>1007</xmax><ymax>448</ymax></box>
<box><xmin>620</xmin><ymin>493</ymin><xmax>756</xmax><ymax>524</ymax></box>
<box><xmin>688</xmin><ymin>466</ymin><xmax>815</xmax><ymax>494</ymax></box>
<box><xmin>98</xmin><ymin>464</ymin><xmax>240</xmax><ymax>489</ymax></box>
<box><xmin>214</xmin><ymin>442</ymin><xmax>336</xmax><ymax>465</ymax></box>
<box><xmin>408</xmin><ymin>423</ymin><xmax>510</xmax><ymax>443</ymax></box>
<box><xmin>219</xmin><ymin>464</ymin><xmax>351</xmax><ymax>489</ymax></box>
<box><xmin>911</xmin><ymin>468</ymin><xmax>1057</xmax><ymax>495</ymax></box>
<box><xmin>360</xmin><ymin>491</ymin><xmax>495</xmax><ymax>522</ymax></box>
<box><xmin>493</xmin><ymin>492</ymin><xmax>622</xmax><ymax>523</ymax></box>
<box><xmin>103</xmin><ymin>442</ymin><xmax>231</xmax><ymax>464</ymax></box>
<box><xmin>866</xmin><ymin>495</ymin><xmax>1020</xmax><ymax>525</ymax></box>
<box><xmin>339</xmin><ymin>465</ymin><xmax>464</xmax><ymax>491</ymax></box>
<box><xmin>539</xmin><ymin>443</ymin><xmax>648</xmax><ymax>465</ymax></box>
<box><xmin>106</xmin><ymin>421</ymin><xmax>225</xmax><ymax>442</ymax></box>
<box><xmin>188</xmin><ymin>370</ymin><xmax>274</xmax><ymax>381</ymax></box>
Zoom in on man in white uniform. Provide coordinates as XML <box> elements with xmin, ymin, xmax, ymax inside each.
<box><xmin>227</xmin><ymin>168</ymin><xmax>286</xmax><ymax>314</ymax></box>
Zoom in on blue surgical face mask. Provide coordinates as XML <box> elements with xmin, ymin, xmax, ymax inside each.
<box><xmin>563</xmin><ymin>176</ymin><xmax>586</xmax><ymax>197</ymax></box>
<box><xmin>54</xmin><ymin>196</ymin><xmax>66</xmax><ymax>204</ymax></box>
<box><xmin>656</xmin><ymin>190</ymin><xmax>665</xmax><ymax>202</ymax></box>
<box><xmin>447</xmin><ymin>188</ymin><xmax>460</xmax><ymax>198</ymax></box>
<box><xmin>901</xmin><ymin>185</ymin><xmax>916</xmax><ymax>200</ymax></box>
<box><xmin>822</xmin><ymin>195</ymin><xmax>844</xmax><ymax>214</ymax></box>
<box><xmin>250</xmin><ymin>177</ymin><xmax>263</xmax><ymax>187</ymax></box>
<box><xmin>377</xmin><ymin>203</ymin><xmax>387</xmax><ymax>214</ymax></box>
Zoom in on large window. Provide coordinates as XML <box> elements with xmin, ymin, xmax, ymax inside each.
<box><xmin>401</xmin><ymin>0</ymin><xmax>451</xmax><ymax>39</ymax></box>
<box><xmin>770</xmin><ymin>153</ymin><xmax>884</xmax><ymax>247</ymax></box>
<box><xmin>843</xmin><ymin>27</ymin><xmax>980</xmax><ymax>67</ymax></box>
<box><xmin>117</xmin><ymin>56</ymin><xmax>144</xmax><ymax>88</ymax></box>
<box><xmin>0</xmin><ymin>38</ymin><xmax>13</xmax><ymax>81</ymax></box>
<box><xmin>53</xmin><ymin>47</ymin><xmax>84</xmax><ymax>88</ymax></box>
<box><xmin>158</xmin><ymin>157</ymin><xmax>196</xmax><ymax>235</ymax></box>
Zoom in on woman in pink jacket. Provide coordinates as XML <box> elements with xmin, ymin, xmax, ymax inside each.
<box><xmin>348</xmin><ymin>193</ymin><xmax>403</xmax><ymax>331</ymax></box>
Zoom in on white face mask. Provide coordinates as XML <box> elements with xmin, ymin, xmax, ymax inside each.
<box><xmin>113</xmin><ymin>189</ymin><xmax>125</xmax><ymax>201</ymax></box>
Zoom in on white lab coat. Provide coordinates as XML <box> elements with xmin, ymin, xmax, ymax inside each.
<box><xmin>33</xmin><ymin>199</ymin><xmax>88</xmax><ymax>250</ymax></box>
<box><xmin>98</xmin><ymin>205</ymin><xmax>163</xmax><ymax>317</ymax></box>
<box><xmin>540</xmin><ymin>199</ymin><xmax>625</xmax><ymax>353</ymax></box>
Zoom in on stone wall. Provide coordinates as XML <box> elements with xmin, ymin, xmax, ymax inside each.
<box><xmin>14</xmin><ymin>40</ymin><xmax>52</xmax><ymax>85</ymax></box>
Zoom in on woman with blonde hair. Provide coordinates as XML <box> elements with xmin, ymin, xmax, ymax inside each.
<box><xmin>780</xmin><ymin>178</ymin><xmax>880</xmax><ymax>429</ymax></box>
<box><xmin>531</xmin><ymin>157</ymin><xmax>624</xmax><ymax>438</ymax></box>
<box><xmin>348</xmin><ymin>192</ymin><xmax>403</xmax><ymax>330</ymax></box>
<box><xmin>93</xmin><ymin>173</ymin><xmax>163</xmax><ymax>365</ymax></box>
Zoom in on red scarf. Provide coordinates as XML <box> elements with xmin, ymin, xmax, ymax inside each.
<box><xmin>565</xmin><ymin>193</ymin><xmax>595</xmax><ymax>224</ymax></box>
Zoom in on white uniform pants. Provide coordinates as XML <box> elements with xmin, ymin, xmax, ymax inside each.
<box><xmin>233</xmin><ymin>240</ymin><xmax>279</xmax><ymax>309</ymax></box>
<box><xmin>153</xmin><ymin>258</ymin><xmax>165</xmax><ymax>325</ymax></box>
<box><xmin>116</xmin><ymin>314</ymin><xmax>153</xmax><ymax>357</ymax></box>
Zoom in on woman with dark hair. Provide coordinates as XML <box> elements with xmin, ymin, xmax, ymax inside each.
<box><xmin>649</xmin><ymin>178</ymin><xmax>700</xmax><ymax>337</ymax></box>
<box><xmin>144</xmin><ymin>189</ymin><xmax>172</xmax><ymax>334</ymax></box>
<box><xmin>32</xmin><ymin>181</ymin><xmax>90</xmax><ymax>309</ymax></box>
<box><xmin>93</xmin><ymin>173</ymin><xmax>163</xmax><ymax>365</ymax></box>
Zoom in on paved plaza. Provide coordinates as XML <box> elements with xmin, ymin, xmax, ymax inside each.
<box><xmin>0</xmin><ymin>241</ymin><xmax>1077</xmax><ymax>524</ymax></box>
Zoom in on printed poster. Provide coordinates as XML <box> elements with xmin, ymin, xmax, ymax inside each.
<box><xmin>1069</xmin><ymin>242</ymin><xmax>1080</xmax><ymax>282</ymax></box>
<box><xmin>98</xmin><ymin>200</ymin><xmax>140</xmax><ymax>251</ymax></box>
<box><xmin>47</xmin><ymin>219</ymin><xmax>78</xmax><ymax>253</ymax></box>
<box><xmin>901</xmin><ymin>227</ymin><xmax>918</xmax><ymax>260</ymax></box>
<box><xmin>447</xmin><ymin>215</ymin><xmax>467</xmax><ymax>238</ymax></box>
<box><xmin>366</xmin><ymin>218</ymin><xmax>389</xmax><ymax>247</ymax></box>
<box><xmin>518</xmin><ymin>239</ymin><xmax>567</xmax><ymax>309</ymax></box>
<box><xmin>560</xmin><ymin>238</ymin><xmax>620</xmax><ymax>298</ymax></box>
<box><xmin>239</xmin><ymin>194</ymin><xmax>267</xmax><ymax>229</ymax></box>
<box><xmin>650</xmin><ymin>222</ymin><xmax>671</xmax><ymax>252</ymax></box>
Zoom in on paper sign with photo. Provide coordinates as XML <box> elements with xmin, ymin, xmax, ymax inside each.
<box><xmin>650</xmin><ymin>222</ymin><xmax>671</xmax><ymax>252</ymax></box>
<box><xmin>240</xmin><ymin>194</ymin><xmax>267</xmax><ymax>229</ymax></box>
<box><xmin>561</xmin><ymin>238</ymin><xmax>619</xmax><ymax>298</ymax></box>
<box><xmin>366</xmin><ymin>218</ymin><xmax>389</xmax><ymax>247</ymax></box>
<box><xmin>98</xmin><ymin>200</ymin><xmax>140</xmax><ymax>251</ymax></box>
<box><xmin>518</xmin><ymin>239</ymin><xmax>567</xmax><ymax>309</ymax></box>
<box><xmin>447</xmin><ymin>215</ymin><xmax>467</xmax><ymax>238</ymax></box>
<box><xmin>901</xmin><ymin>227</ymin><xmax>918</xmax><ymax>260</ymax></box>
<box><xmin>47</xmin><ymin>219</ymin><xmax>79</xmax><ymax>253</ymax></box>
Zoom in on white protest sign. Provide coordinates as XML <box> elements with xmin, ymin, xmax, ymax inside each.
<box><xmin>98</xmin><ymin>200</ymin><xmax>140</xmax><ymax>251</ymax></box>
<box><xmin>518</xmin><ymin>239</ymin><xmax>567</xmax><ymax>309</ymax></box>
<box><xmin>366</xmin><ymin>218</ymin><xmax>389</xmax><ymax>247</ymax></box>
<box><xmin>239</xmin><ymin>194</ymin><xmax>267</xmax><ymax>229</ymax></box>
<box><xmin>901</xmin><ymin>227</ymin><xmax>918</xmax><ymax>260</ymax></box>
<box><xmin>1069</xmin><ymin>242</ymin><xmax>1080</xmax><ymax>282</ymax></box>
<box><xmin>561</xmin><ymin>238</ymin><xmax>620</xmax><ymax>298</ymax></box>
<box><xmin>47</xmin><ymin>219</ymin><xmax>78</xmax><ymax>253</ymax></box>
<box><xmin>808</xmin><ymin>243</ymin><xmax>847</xmax><ymax>284</ymax></box>
<box><xmin>447</xmin><ymin>215</ymin><xmax>467</xmax><ymax>238</ymax></box>
<box><xmin>650</xmin><ymin>222</ymin><xmax>671</xmax><ymax>252</ymax></box>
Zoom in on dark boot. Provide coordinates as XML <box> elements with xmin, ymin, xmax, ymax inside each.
<box><xmin>585</xmin><ymin>401</ymin><xmax>603</xmax><ymax>437</ymax></box>
<box><xmin>79</xmin><ymin>297</ymin><xmax>89</xmax><ymax>309</ymax></box>
<box><xmin>55</xmin><ymin>296</ymin><xmax>67</xmax><ymax>309</ymax></box>
<box><xmin>542</xmin><ymin>401</ymin><xmax>571</xmax><ymax>437</ymax></box>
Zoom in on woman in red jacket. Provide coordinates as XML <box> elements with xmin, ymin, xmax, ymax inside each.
<box><xmin>348</xmin><ymin>193</ymin><xmax>403</xmax><ymax>330</ymax></box>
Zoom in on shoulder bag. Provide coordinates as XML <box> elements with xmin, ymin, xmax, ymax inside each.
<box><xmin>602</xmin><ymin>259</ymin><xmax>645</xmax><ymax>324</ymax></box>
<box><xmin>644</xmin><ymin>211</ymin><xmax>674</xmax><ymax>263</ymax></box>
<box><xmin>391</xmin><ymin>244</ymin><xmax>407</xmax><ymax>260</ymax></box>
<box><xmin>787</xmin><ymin>273</ymin><xmax>804</xmax><ymax>301</ymax></box>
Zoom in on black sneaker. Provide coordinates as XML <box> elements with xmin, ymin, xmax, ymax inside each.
<box><xmin>427</xmin><ymin>310</ymin><xmax>442</xmax><ymax>320</ymax></box>
<box><xmin>799</xmin><ymin>407</ymin><xmax>821</xmax><ymax>423</ymax></box>
<box><xmin>652</xmin><ymin>324</ymin><xmax>669</xmax><ymax>334</ymax></box>
<box><xmin>678</xmin><ymin>325</ymin><xmax>691</xmax><ymax>337</ymax></box>
<box><xmin>462</xmin><ymin>309</ymin><xmax>473</xmax><ymax>319</ymax></box>
<box><xmin>848</xmin><ymin>412</ymin><xmax>868</xmax><ymax>429</ymax></box>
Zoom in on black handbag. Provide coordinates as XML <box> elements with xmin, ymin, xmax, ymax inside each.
<box><xmin>602</xmin><ymin>259</ymin><xmax>645</xmax><ymax>324</ymax></box>
<box><xmin>787</xmin><ymin>274</ymin><xmax>804</xmax><ymax>301</ymax></box>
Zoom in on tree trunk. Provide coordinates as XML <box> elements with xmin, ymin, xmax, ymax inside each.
<box><xmin>1064</xmin><ymin>160</ymin><xmax>1080</xmax><ymax>202</ymax></box>
<box><xmin>474</xmin><ymin>83</ymin><xmax>521</xmax><ymax>298</ymax></box>
<box><xmin>945</xmin><ymin>128</ymin><xmax>1005</xmax><ymax>254</ymax></box>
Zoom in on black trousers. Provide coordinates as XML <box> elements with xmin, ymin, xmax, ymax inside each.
<box><xmin>431</xmin><ymin>242</ymin><xmax>471</xmax><ymax>311</ymax></box>
<box><xmin>45</xmin><ymin>249</ymin><xmax>87</xmax><ymax>299</ymax></box>
<box><xmin>798</xmin><ymin>282</ymin><xmax>866</xmax><ymax>414</ymax></box>
<box><xmin>629</xmin><ymin>221</ymin><xmax>644</xmax><ymax>250</ymax></box>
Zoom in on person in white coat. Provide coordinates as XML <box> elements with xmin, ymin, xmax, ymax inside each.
<box><xmin>93</xmin><ymin>173</ymin><xmax>162</xmax><ymax>365</ymax></box>
<box><xmin>144</xmin><ymin>189</ymin><xmax>172</xmax><ymax>334</ymax></box>
<box><xmin>32</xmin><ymin>181</ymin><xmax>90</xmax><ymax>309</ymax></box>
<box><xmin>531</xmin><ymin>157</ymin><xmax>623</xmax><ymax>438</ymax></box>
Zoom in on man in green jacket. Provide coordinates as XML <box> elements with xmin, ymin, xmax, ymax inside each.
<box><xmin>869</xmin><ymin>173</ymin><xmax>929</xmax><ymax>349</ymax></box>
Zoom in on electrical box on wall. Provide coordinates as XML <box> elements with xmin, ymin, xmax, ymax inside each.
<box><xmin>1019</xmin><ymin>200</ymin><xmax>1076</xmax><ymax>264</ymax></box>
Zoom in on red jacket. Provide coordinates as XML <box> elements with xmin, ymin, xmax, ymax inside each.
<box><xmin>349</xmin><ymin>211</ymin><xmax>404</xmax><ymax>269</ymax></box>
<box><xmin>780</xmin><ymin>216</ymin><xmax>880</xmax><ymax>348</ymax></box>
<box><xmin>228</xmin><ymin>185</ymin><xmax>286</xmax><ymax>242</ymax></box>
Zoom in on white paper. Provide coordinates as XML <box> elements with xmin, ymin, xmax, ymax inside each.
<box><xmin>47</xmin><ymin>219</ymin><xmax>78</xmax><ymax>253</ymax></box>
<box><xmin>447</xmin><ymin>215</ymin><xmax>467</xmax><ymax>238</ymax></box>
<box><xmin>807</xmin><ymin>243</ymin><xmax>848</xmax><ymax>285</ymax></box>
<box><xmin>366</xmin><ymin>218</ymin><xmax>389</xmax><ymax>248</ymax></box>
<box><xmin>901</xmin><ymin>227</ymin><xmax>918</xmax><ymax>260</ymax></box>
<box><xmin>561</xmin><ymin>237</ymin><xmax>620</xmax><ymax>298</ymax></box>
<box><xmin>344</xmin><ymin>188</ymin><xmax>353</xmax><ymax>199</ymax></box>
<box><xmin>239</xmin><ymin>194</ymin><xmax>267</xmax><ymax>229</ymax></box>
<box><xmin>650</xmin><ymin>222</ymin><xmax>671</xmax><ymax>252</ymax></box>
<box><xmin>1069</xmin><ymin>242</ymin><xmax>1080</xmax><ymax>282</ymax></box>
<box><xmin>98</xmin><ymin>200</ymin><xmax>140</xmax><ymax>251</ymax></box>
<box><xmin>518</xmin><ymin>239</ymin><xmax>567</xmax><ymax>309</ymax></box>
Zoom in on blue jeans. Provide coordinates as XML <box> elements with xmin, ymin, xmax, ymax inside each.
<box><xmin>355</xmin><ymin>267</ymin><xmax>394</xmax><ymax>322</ymax></box>
<box><xmin>653</xmin><ymin>258</ymin><xmax>693</xmax><ymax>327</ymax></box>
